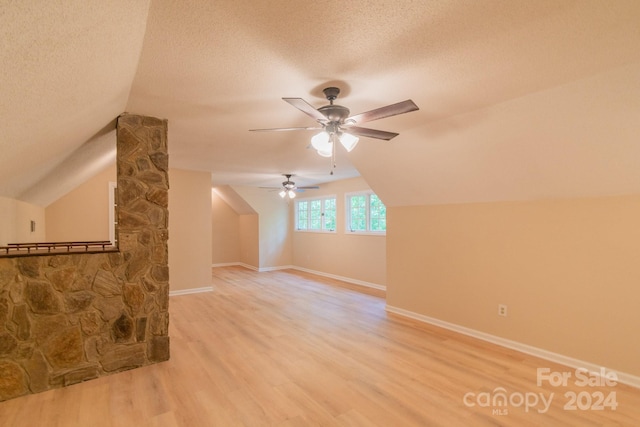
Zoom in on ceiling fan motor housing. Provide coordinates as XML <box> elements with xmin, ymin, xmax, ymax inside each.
<box><xmin>282</xmin><ymin>174</ymin><xmax>296</xmax><ymax>189</ymax></box>
<box><xmin>318</xmin><ymin>104</ymin><xmax>350</xmax><ymax>124</ymax></box>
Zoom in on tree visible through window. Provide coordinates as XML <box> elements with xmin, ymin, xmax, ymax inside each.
<box><xmin>347</xmin><ymin>192</ymin><xmax>386</xmax><ymax>233</ymax></box>
<box><xmin>323</xmin><ymin>198</ymin><xmax>336</xmax><ymax>231</ymax></box>
<box><xmin>295</xmin><ymin>196</ymin><xmax>336</xmax><ymax>232</ymax></box>
<box><xmin>369</xmin><ymin>194</ymin><xmax>386</xmax><ymax>232</ymax></box>
<box><xmin>349</xmin><ymin>194</ymin><xmax>367</xmax><ymax>232</ymax></box>
<box><xmin>297</xmin><ymin>200</ymin><xmax>309</xmax><ymax>230</ymax></box>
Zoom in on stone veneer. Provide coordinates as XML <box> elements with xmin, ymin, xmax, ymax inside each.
<box><xmin>0</xmin><ymin>114</ymin><xmax>170</xmax><ymax>401</ymax></box>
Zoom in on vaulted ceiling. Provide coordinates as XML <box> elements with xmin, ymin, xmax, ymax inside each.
<box><xmin>2</xmin><ymin>0</ymin><xmax>639</xmax><ymax>207</ymax></box>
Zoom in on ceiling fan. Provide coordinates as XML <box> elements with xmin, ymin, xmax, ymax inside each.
<box><xmin>250</xmin><ymin>87</ymin><xmax>419</xmax><ymax>159</ymax></box>
<box><xmin>260</xmin><ymin>174</ymin><xmax>319</xmax><ymax>199</ymax></box>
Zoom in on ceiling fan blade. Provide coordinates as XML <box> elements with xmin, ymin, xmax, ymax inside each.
<box><xmin>297</xmin><ymin>186</ymin><xmax>320</xmax><ymax>190</ymax></box>
<box><xmin>249</xmin><ymin>126</ymin><xmax>322</xmax><ymax>132</ymax></box>
<box><xmin>345</xmin><ymin>126</ymin><xmax>399</xmax><ymax>141</ymax></box>
<box><xmin>346</xmin><ymin>99</ymin><xmax>419</xmax><ymax>124</ymax></box>
<box><xmin>283</xmin><ymin>98</ymin><xmax>328</xmax><ymax>122</ymax></box>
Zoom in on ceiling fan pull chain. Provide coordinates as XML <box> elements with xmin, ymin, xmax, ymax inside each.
<box><xmin>329</xmin><ymin>151</ymin><xmax>334</xmax><ymax>175</ymax></box>
<box><xmin>330</xmin><ymin>136</ymin><xmax>338</xmax><ymax>175</ymax></box>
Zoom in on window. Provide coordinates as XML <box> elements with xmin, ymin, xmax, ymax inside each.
<box><xmin>346</xmin><ymin>192</ymin><xmax>386</xmax><ymax>234</ymax></box>
<box><xmin>108</xmin><ymin>182</ymin><xmax>118</xmax><ymax>245</ymax></box>
<box><xmin>295</xmin><ymin>196</ymin><xmax>336</xmax><ymax>232</ymax></box>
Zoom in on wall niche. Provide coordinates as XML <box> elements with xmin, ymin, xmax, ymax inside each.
<box><xmin>0</xmin><ymin>114</ymin><xmax>170</xmax><ymax>401</ymax></box>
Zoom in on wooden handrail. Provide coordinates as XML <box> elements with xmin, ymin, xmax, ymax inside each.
<box><xmin>0</xmin><ymin>240</ymin><xmax>117</xmax><ymax>256</ymax></box>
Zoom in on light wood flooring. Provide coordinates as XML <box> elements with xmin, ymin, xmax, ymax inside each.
<box><xmin>1</xmin><ymin>266</ymin><xmax>639</xmax><ymax>426</ymax></box>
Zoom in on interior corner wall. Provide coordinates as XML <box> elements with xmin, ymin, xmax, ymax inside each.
<box><xmin>386</xmin><ymin>195</ymin><xmax>640</xmax><ymax>377</ymax></box>
<box><xmin>239</xmin><ymin>213</ymin><xmax>259</xmax><ymax>268</ymax></box>
<box><xmin>212</xmin><ymin>189</ymin><xmax>240</xmax><ymax>264</ymax></box>
<box><xmin>291</xmin><ymin>177</ymin><xmax>386</xmax><ymax>286</ymax></box>
<box><xmin>168</xmin><ymin>168</ymin><xmax>213</xmax><ymax>291</ymax></box>
<box><xmin>0</xmin><ymin>196</ymin><xmax>45</xmax><ymax>245</ymax></box>
<box><xmin>45</xmin><ymin>164</ymin><xmax>117</xmax><ymax>242</ymax></box>
<box><xmin>232</xmin><ymin>186</ymin><xmax>292</xmax><ymax>270</ymax></box>
<box><xmin>258</xmin><ymin>199</ymin><xmax>292</xmax><ymax>270</ymax></box>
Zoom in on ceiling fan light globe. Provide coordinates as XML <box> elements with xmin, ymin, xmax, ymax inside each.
<box><xmin>279</xmin><ymin>190</ymin><xmax>287</xmax><ymax>198</ymax></box>
<box><xmin>312</xmin><ymin>131</ymin><xmax>333</xmax><ymax>158</ymax></box>
<box><xmin>317</xmin><ymin>147</ymin><xmax>332</xmax><ymax>158</ymax></box>
<box><xmin>339</xmin><ymin>133</ymin><xmax>359</xmax><ymax>152</ymax></box>
<box><xmin>288</xmin><ymin>190</ymin><xmax>296</xmax><ymax>198</ymax></box>
<box><xmin>311</xmin><ymin>131</ymin><xmax>330</xmax><ymax>151</ymax></box>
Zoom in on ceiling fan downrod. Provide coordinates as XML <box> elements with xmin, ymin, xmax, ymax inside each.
<box><xmin>322</xmin><ymin>87</ymin><xmax>340</xmax><ymax>104</ymax></box>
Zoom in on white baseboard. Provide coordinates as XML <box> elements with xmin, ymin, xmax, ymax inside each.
<box><xmin>290</xmin><ymin>266</ymin><xmax>386</xmax><ymax>291</ymax></box>
<box><xmin>211</xmin><ymin>263</ymin><xmax>385</xmax><ymax>291</ymax></box>
<box><xmin>169</xmin><ymin>286</ymin><xmax>213</xmax><ymax>297</ymax></box>
<box><xmin>386</xmin><ymin>305</ymin><xmax>640</xmax><ymax>390</ymax></box>
<box><xmin>258</xmin><ymin>265</ymin><xmax>293</xmax><ymax>272</ymax></box>
<box><xmin>211</xmin><ymin>262</ymin><xmax>289</xmax><ymax>272</ymax></box>
<box><xmin>211</xmin><ymin>263</ymin><xmax>297</xmax><ymax>273</ymax></box>
<box><xmin>211</xmin><ymin>262</ymin><xmax>241</xmax><ymax>268</ymax></box>
<box><xmin>212</xmin><ymin>262</ymin><xmax>258</xmax><ymax>271</ymax></box>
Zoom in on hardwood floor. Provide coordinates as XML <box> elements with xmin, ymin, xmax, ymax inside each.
<box><xmin>1</xmin><ymin>266</ymin><xmax>639</xmax><ymax>426</ymax></box>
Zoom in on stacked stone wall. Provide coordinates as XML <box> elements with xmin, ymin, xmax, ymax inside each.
<box><xmin>0</xmin><ymin>114</ymin><xmax>170</xmax><ymax>401</ymax></box>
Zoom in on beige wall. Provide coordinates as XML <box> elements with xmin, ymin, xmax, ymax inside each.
<box><xmin>210</xmin><ymin>179</ymin><xmax>385</xmax><ymax>278</ymax></box>
<box><xmin>239</xmin><ymin>214</ymin><xmax>259</xmax><ymax>268</ymax></box>
<box><xmin>0</xmin><ymin>196</ymin><xmax>46</xmax><ymax>245</ymax></box>
<box><xmin>233</xmin><ymin>186</ymin><xmax>292</xmax><ymax>269</ymax></box>
<box><xmin>168</xmin><ymin>168</ymin><xmax>213</xmax><ymax>291</ymax></box>
<box><xmin>292</xmin><ymin>177</ymin><xmax>386</xmax><ymax>286</ymax></box>
<box><xmin>258</xmin><ymin>198</ymin><xmax>292</xmax><ymax>269</ymax></box>
<box><xmin>210</xmin><ymin>178</ymin><xmax>386</xmax><ymax>282</ymax></box>
<box><xmin>14</xmin><ymin>164</ymin><xmax>213</xmax><ymax>292</ymax></box>
<box><xmin>14</xmin><ymin>163</ymin><xmax>214</xmax><ymax>293</ymax></box>
<box><xmin>45</xmin><ymin>164</ymin><xmax>116</xmax><ymax>242</ymax></box>
<box><xmin>212</xmin><ymin>189</ymin><xmax>240</xmax><ymax>264</ymax></box>
<box><xmin>387</xmin><ymin>195</ymin><xmax>640</xmax><ymax>376</ymax></box>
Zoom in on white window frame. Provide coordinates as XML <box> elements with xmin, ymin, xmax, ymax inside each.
<box><xmin>295</xmin><ymin>195</ymin><xmax>337</xmax><ymax>233</ymax></box>
<box><xmin>109</xmin><ymin>181</ymin><xmax>118</xmax><ymax>245</ymax></box>
<box><xmin>345</xmin><ymin>191</ymin><xmax>386</xmax><ymax>235</ymax></box>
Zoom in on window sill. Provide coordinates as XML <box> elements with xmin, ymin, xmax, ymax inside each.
<box><xmin>346</xmin><ymin>231</ymin><xmax>386</xmax><ymax>236</ymax></box>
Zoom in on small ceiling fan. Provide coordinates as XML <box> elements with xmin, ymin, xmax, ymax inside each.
<box><xmin>260</xmin><ymin>174</ymin><xmax>319</xmax><ymax>199</ymax></box>
<box><xmin>250</xmin><ymin>87</ymin><xmax>419</xmax><ymax>158</ymax></box>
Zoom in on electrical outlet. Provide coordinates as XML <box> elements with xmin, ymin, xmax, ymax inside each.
<box><xmin>498</xmin><ymin>304</ymin><xmax>508</xmax><ymax>317</ymax></box>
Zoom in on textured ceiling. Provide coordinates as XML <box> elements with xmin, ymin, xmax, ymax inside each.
<box><xmin>2</xmin><ymin>0</ymin><xmax>639</xmax><ymax>207</ymax></box>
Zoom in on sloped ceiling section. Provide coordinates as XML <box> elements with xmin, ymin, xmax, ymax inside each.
<box><xmin>213</xmin><ymin>185</ymin><xmax>256</xmax><ymax>215</ymax></box>
<box><xmin>356</xmin><ymin>62</ymin><xmax>640</xmax><ymax>207</ymax></box>
<box><xmin>2</xmin><ymin>1</ymin><xmax>639</xmax><ymax>208</ymax></box>
<box><xmin>125</xmin><ymin>0</ymin><xmax>640</xmax><ymax>205</ymax></box>
<box><xmin>0</xmin><ymin>1</ymin><xmax>151</xmax><ymax>204</ymax></box>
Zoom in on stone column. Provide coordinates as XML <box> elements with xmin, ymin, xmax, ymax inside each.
<box><xmin>0</xmin><ymin>114</ymin><xmax>170</xmax><ymax>401</ymax></box>
<box><xmin>116</xmin><ymin>113</ymin><xmax>170</xmax><ymax>363</ymax></box>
